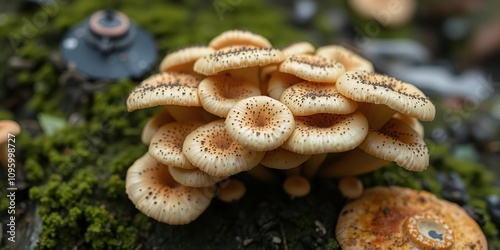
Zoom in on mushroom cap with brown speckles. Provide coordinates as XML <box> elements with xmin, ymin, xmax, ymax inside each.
<box><xmin>278</xmin><ymin>54</ymin><xmax>345</xmax><ymax>83</ymax></box>
<box><xmin>168</xmin><ymin>165</ymin><xmax>226</xmax><ymax>187</ymax></box>
<box><xmin>336</xmin><ymin>186</ymin><xmax>487</xmax><ymax>249</ymax></box>
<box><xmin>198</xmin><ymin>75</ymin><xmax>261</xmax><ymax>117</ymax></box>
<box><xmin>358</xmin><ymin>117</ymin><xmax>429</xmax><ymax>172</ymax></box>
<box><xmin>336</xmin><ymin>71</ymin><xmax>436</xmax><ymax>121</ymax></box>
<box><xmin>279</xmin><ymin>81</ymin><xmax>358</xmax><ymax>116</ymax></box>
<box><xmin>183</xmin><ymin>119</ymin><xmax>265</xmax><ymax>177</ymax></box>
<box><xmin>260</xmin><ymin>147</ymin><xmax>311</xmax><ymax>170</ymax></box>
<box><xmin>225</xmin><ymin>96</ymin><xmax>296</xmax><ymax>151</ymax></box>
<box><xmin>282</xmin><ymin>112</ymin><xmax>368</xmax><ymax>154</ymax></box>
<box><xmin>208</xmin><ymin>29</ymin><xmax>272</xmax><ymax>49</ymax></box>
<box><xmin>125</xmin><ymin>153</ymin><xmax>215</xmax><ymax>225</ymax></box>
<box><xmin>315</xmin><ymin>45</ymin><xmax>373</xmax><ymax>72</ymax></box>
<box><xmin>149</xmin><ymin>122</ymin><xmax>204</xmax><ymax>169</ymax></box>
<box><xmin>159</xmin><ymin>45</ymin><xmax>215</xmax><ymax>72</ymax></box>
<box><xmin>193</xmin><ymin>45</ymin><xmax>285</xmax><ymax>76</ymax></box>
<box><xmin>126</xmin><ymin>72</ymin><xmax>202</xmax><ymax>112</ymax></box>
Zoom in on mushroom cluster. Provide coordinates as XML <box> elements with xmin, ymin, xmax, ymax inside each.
<box><xmin>125</xmin><ymin>29</ymin><xmax>436</xmax><ymax>224</ymax></box>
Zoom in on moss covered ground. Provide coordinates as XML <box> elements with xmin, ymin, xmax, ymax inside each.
<box><xmin>1</xmin><ymin>0</ymin><xmax>500</xmax><ymax>249</ymax></box>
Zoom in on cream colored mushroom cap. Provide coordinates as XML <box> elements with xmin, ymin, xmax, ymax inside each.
<box><xmin>279</xmin><ymin>81</ymin><xmax>358</xmax><ymax>116</ymax></box>
<box><xmin>0</xmin><ymin>120</ymin><xmax>21</xmax><ymax>143</ymax></box>
<box><xmin>315</xmin><ymin>45</ymin><xmax>374</xmax><ymax>72</ymax></box>
<box><xmin>281</xmin><ymin>41</ymin><xmax>316</xmax><ymax>56</ymax></box>
<box><xmin>208</xmin><ymin>29</ymin><xmax>272</xmax><ymax>49</ymax></box>
<box><xmin>193</xmin><ymin>46</ymin><xmax>285</xmax><ymax>76</ymax></box>
<box><xmin>141</xmin><ymin>108</ymin><xmax>175</xmax><ymax>145</ymax></box>
<box><xmin>125</xmin><ymin>153</ymin><xmax>215</xmax><ymax>225</ymax></box>
<box><xmin>260</xmin><ymin>147</ymin><xmax>311</xmax><ymax>170</ymax></box>
<box><xmin>336</xmin><ymin>186</ymin><xmax>487</xmax><ymax>249</ymax></box>
<box><xmin>217</xmin><ymin>178</ymin><xmax>246</xmax><ymax>203</ymax></box>
<box><xmin>278</xmin><ymin>54</ymin><xmax>345</xmax><ymax>83</ymax></box>
<box><xmin>198</xmin><ymin>75</ymin><xmax>261</xmax><ymax>117</ymax></box>
<box><xmin>359</xmin><ymin>117</ymin><xmax>429</xmax><ymax>172</ymax></box>
<box><xmin>126</xmin><ymin>72</ymin><xmax>202</xmax><ymax>112</ymax></box>
<box><xmin>283</xmin><ymin>175</ymin><xmax>310</xmax><ymax>198</ymax></box>
<box><xmin>336</xmin><ymin>71</ymin><xmax>436</xmax><ymax>121</ymax></box>
<box><xmin>168</xmin><ymin>166</ymin><xmax>226</xmax><ymax>187</ymax></box>
<box><xmin>159</xmin><ymin>45</ymin><xmax>215</xmax><ymax>72</ymax></box>
<box><xmin>149</xmin><ymin>122</ymin><xmax>204</xmax><ymax>169</ymax></box>
<box><xmin>267</xmin><ymin>71</ymin><xmax>303</xmax><ymax>100</ymax></box>
<box><xmin>225</xmin><ymin>96</ymin><xmax>296</xmax><ymax>151</ymax></box>
<box><xmin>348</xmin><ymin>0</ymin><xmax>417</xmax><ymax>27</ymax></box>
<box><xmin>183</xmin><ymin>119</ymin><xmax>265</xmax><ymax>177</ymax></box>
<box><xmin>282</xmin><ymin>112</ymin><xmax>369</xmax><ymax>154</ymax></box>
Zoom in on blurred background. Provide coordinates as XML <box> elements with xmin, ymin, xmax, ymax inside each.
<box><xmin>0</xmin><ymin>0</ymin><xmax>499</xmax><ymax>248</ymax></box>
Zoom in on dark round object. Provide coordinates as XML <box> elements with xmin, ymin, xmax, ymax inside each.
<box><xmin>462</xmin><ymin>205</ymin><xmax>486</xmax><ymax>227</ymax></box>
<box><xmin>437</xmin><ymin>172</ymin><xmax>468</xmax><ymax>206</ymax></box>
<box><xmin>487</xmin><ymin>195</ymin><xmax>500</xmax><ymax>229</ymax></box>
<box><xmin>60</xmin><ymin>10</ymin><xmax>157</xmax><ymax>80</ymax></box>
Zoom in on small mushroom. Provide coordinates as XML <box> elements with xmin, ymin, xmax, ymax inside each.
<box><xmin>126</xmin><ymin>72</ymin><xmax>202</xmax><ymax>112</ymax></box>
<box><xmin>198</xmin><ymin>75</ymin><xmax>261</xmax><ymax>117</ymax></box>
<box><xmin>336</xmin><ymin>71</ymin><xmax>436</xmax><ymax>129</ymax></box>
<box><xmin>216</xmin><ymin>178</ymin><xmax>246</xmax><ymax>203</ymax></box>
<box><xmin>182</xmin><ymin>119</ymin><xmax>265</xmax><ymax>177</ymax></box>
<box><xmin>338</xmin><ymin>176</ymin><xmax>363</xmax><ymax>199</ymax></box>
<box><xmin>159</xmin><ymin>45</ymin><xmax>215</xmax><ymax>74</ymax></box>
<box><xmin>279</xmin><ymin>81</ymin><xmax>358</xmax><ymax>116</ymax></box>
<box><xmin>141</xmin><ymin>108</ymin><xmax>174</xmax><ymax>145</ymax></box>
<box><xmin>149</xmin><ymin>121</ymin><xmax>204</xmax><ymax>169</ymax></box>
<box><xmin>278</xmin><ymin>54</ymin><xmax>345</xmax><ymax>83</ymax></box>
<box><xmin>125</xmin><ymin>153</ymin><xmax>215</xmax><ymax>225</ymax></box>
<box><xmin>282</xmin><ymin>112</ymin><xmax>368</xmax><ymax>154</ymax></box>
<box><xmin>0</xmin><ymin>120</ymin><xmax>21</xmax><ymax>168</ymax></box>
<box><xmin>315</xmin><ymin>45</ymin><xmax>374</xmax><ymax>72</ymax></box>
<box><xmin>208</xmin><ymin>29</ymin><xmax>272</xmax><ymax>49</ymax></box>
<box><xmin>283</xmin><ymin>175</ymin><xmax>311</xmax><ymax>198</ymax></box>
<box><xmin>336</xmin><ymin>186</ymin><xmax>487</xmax><ymax>249</ymax></box>
<box><xmin>225</xmin><ymin>96</ymin><xmax>296</xmax><ymax>151</ymax></box>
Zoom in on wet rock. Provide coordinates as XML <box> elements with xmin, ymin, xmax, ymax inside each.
<box><xmin>462</xmin><ymin>205</ymin><xmax>486</xmax><ymax>227</ymax></box>
<box><xmin>292</xmin><ymin>0</ymin><xmax>317</xmax><ymax>27</ymax></box>
<box><xmin>487</xmin><ymin>195</ymin><xmax>500</xmax><ymax>228</ymax></box>
<box><xmin>436</xmin><ymin>172</ymin><xmax>468</xmax><ymax>206</ymax></box>
<box><xmin>468</xmin><ymin>112</ymin><xmax>500</xmax><ymax>151</ymax></box>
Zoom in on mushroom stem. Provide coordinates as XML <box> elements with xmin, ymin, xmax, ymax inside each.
<box><xmin>357</xmin><ymin>103</ymin><xmax>396</xmax><ymax>129</ymax></box>
<box><xmin>302</xmin><ymin>153</ymin><xmax>328</xmax><ymax>179</ymax></box>
<box><xmin>320</xmin><ymin>148</ymin><xmax>389</xmax><ymax>178</ymax></box>
<box><xmin>225</xmin><ymin>66</ymin><xmax>260</xmax><ymax>88</ymax></box>
<box><xmin>245</xmin><ymin>164</ymin><xmax>277</xmax><ymax>182</ymax></box>
<box><xmin>163</xmin><ymin>106</ymin><xmax>206</xmax><ymax>122</ymax></box>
